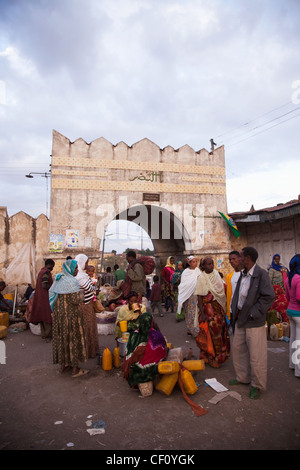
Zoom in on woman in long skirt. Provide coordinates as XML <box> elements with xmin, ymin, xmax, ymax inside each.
<box><xmin>75</xmin><ymin>254</ymin><xmax>99</xmax><ymax>358</ymax></box>
<box><xmin>50</xmin><ymin>259</ymin><xmax>88</xmax><ymax>377</ymax></box>
<box><xmin>177</xmin><ymin>256</ymin><xmax>202</xmax><ymax>337</ymax></box>
<box><xmin>195</xmin><ymin>257</ymin><xmax>230</xmax><ymax>368</ymax></box>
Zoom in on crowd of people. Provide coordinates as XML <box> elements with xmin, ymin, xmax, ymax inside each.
<box><xmin>7</xmin><ymin>247</ymin><xmax>299</xmax><ymax>397</ymax></box>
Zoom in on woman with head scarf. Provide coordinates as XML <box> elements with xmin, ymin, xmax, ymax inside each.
<box><xmin>268</xmin><ymin>254</ymin><xmax>289</xmax><ymax>291</ymax></box>
<box><xmin>284</xmin><ymin>254</ymin><xmax>300</xmax><ymax>378</ymax></box>
<box><xmin>122</xmin><ymin>312</ymin><xmax>167</xmax><ymax>389</ymax></box>
<box><xmin>171</xmin><ymin>260</ymin><xmax>184</xmax><ymax>321</ymax></box>
<box><xmin>161</xmin><ymin>256</ymin><xmax>176</xmax><ymax>312</ymax></box>
<box><xmin>177</xmin><ymin>255</ymin><xmax>202</xmax><ymax>337</ymax></box>
<box><xmin>75</xmin><ymin>254</ymin><xmax>99</xmax><ymax>358</ymax></box>
<box><xmin>195</xmin><ymin>257</ymin><xmax>230</xmax><ymax>368</ymax></box>
<box><xmin>50</xmin><ymin>259</ymin><xmax>88</xmax><ymax>377</ymax></box>
<box><xmin>114</xmin><ymin>291</ymin><xmax>146</xmax><ymax>341</ymax></box>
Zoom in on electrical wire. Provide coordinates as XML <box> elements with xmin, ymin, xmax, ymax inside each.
<box><xmin>215</xmin><ymin>101</ymin><xmax>293</xmax><ymax>139</ymax></box>
<box><xmin>216</xmin><ymin>102</ymin><xmax>300</xmax><ymax>147</ymax></box>
<box><xmin>225</xmin><ymin>111</ymin><xmax>300</xmax><ymax>148</ymax></box>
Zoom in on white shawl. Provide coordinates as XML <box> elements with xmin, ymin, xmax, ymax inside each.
<box><xmin>177</xmin><ymin>267</ymin><xmax>201</xmax><ymax>314</ymax></box>
<box><xmin>195</xmin><ymin>269</ymin><xmax>227</xmax><ymax>311</ymax></box>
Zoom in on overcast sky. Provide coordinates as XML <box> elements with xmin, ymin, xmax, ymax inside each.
<box><xmin>1</xmin><ymin>0</ymin><xmax>299</xmax><ymax>252</ymax></box>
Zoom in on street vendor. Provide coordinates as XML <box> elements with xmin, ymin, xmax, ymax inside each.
<box><xmin>0</xmin><ymin>281</ymin><xmax>13</xmax><ymax>312</ymax></box>
<box><xmin>114</xmin><ymin>291</ymin><xmax>146</xmax><ymax>341</ymax></box>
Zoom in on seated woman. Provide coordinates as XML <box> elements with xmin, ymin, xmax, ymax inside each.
<box><xmin>122</xmin><ymin>311</ymin><xmax>167</xmax><ymax>388</ymax></box>
<box><xmin>114</xmin><ymin>291</ymin><xmax>146</xmax><ymax>340</ymax></box>
<box><xmin>0</xmin><ymin>282</ymin><xmax>14</xmax><ymax>312</ymax></box>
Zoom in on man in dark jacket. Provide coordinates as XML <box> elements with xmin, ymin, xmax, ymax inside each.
<box><xmin>230</xmin><ymin>246</ymin><xmax>275</xmax><ymax>399</ymax></box>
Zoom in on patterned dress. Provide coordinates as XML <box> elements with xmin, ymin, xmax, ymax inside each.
<box><xmin>52</xmin><ymin>292</ymin><xmax>88</xmax><ymax>367</ymax></box>
<box><xmin>183</xmin><ymin>295</ymin><xmax>200</xmax><ymax>337</ymax></box>
<box><xmin>122</xmin><ymin>312</ymin><xmax>167</xmax><ymax>387</ymax></box>
<box><xmin>79</xmin><ymin>300</ymin><xmax>100</xmax><ymax>358</ymax></box>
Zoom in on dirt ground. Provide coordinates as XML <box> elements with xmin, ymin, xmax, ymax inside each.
<box><xmin>0</xmin><ymin>309</ymin><xmax>300</xmax><ymax>455</ymax></box>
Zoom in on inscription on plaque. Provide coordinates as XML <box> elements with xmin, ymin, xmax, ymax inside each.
<box><xmin>143</xmin><ymin>193</ymin><xmax>160</xmax><ymax>202</ymax></box>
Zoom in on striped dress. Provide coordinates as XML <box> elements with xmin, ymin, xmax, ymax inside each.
<box><xmin>77</xmin><ymin>274</ymin><xmax>99</xmax><ymax>358</ymax></box>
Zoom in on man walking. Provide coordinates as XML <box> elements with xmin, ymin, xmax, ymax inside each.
<box><xmin>230</xmin><ymin>246</ymin><xmax>275</xmax><ymax>399</ymax></box>
<box><xmin>124</xmin><ymin>251</ymin><xmax>146</xmax><ymax>302</ymax></box>
<box><xmin>30</xmin><ymin>259</ymin><xmax>55</xmax><ymax>342</ymax></box>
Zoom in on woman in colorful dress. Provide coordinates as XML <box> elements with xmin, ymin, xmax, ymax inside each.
<box><xmin>161</xmin><ymin>256</ymin><xmax>176</xmax><ymax>312</ymax></box>
<box><xmin>177</xmin><ymin>256</ymin><xmax>202</xmax><ymax>337</ymax></box>
<box><xmin>268</xmin><ymin>285</ymin><xmax>289</xmax><ymax>322</ymax></box>
<box><xmin>195</xmin><ymin>257</ymin><xmax>230</xmax><ymax>368</ymax></box>
<box><xmin>171</xmin><ymin>260</ymin><xmax>184</xmax><ymax>321</ymax></box>
<box><xmin>122</xmin><ymin>312</ymin><xmax>167</xmax><ymax>388</ymax></box>
<box><xmin>75</xmin><ymin>254</ymin><xmax>99</xmax><ymax>359</ymax></box>
<box><xmin>50</xmin><ymin>259</ymin><xmax>88</xmax><ymax>377</ymax></box>
<box><xmin>268</xmin><ymin>254</ymin><xmax>289</xmax><ymax>291</ymax></box>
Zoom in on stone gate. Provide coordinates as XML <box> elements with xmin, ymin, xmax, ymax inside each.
<box><xmin>49</xmin><ymin>130</ymin><xmax>232</xmax><ymax>272</ymax></box>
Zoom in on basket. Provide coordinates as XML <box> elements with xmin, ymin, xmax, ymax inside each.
<box><xmin>96</xmin><ymin>311</ymin><xmax>117</xmax><ymax>324</ymax></box>
<box><xmin>138</xmin><ymin>381</ymin><xmax>153</xmax><ymax>397</ymax></box>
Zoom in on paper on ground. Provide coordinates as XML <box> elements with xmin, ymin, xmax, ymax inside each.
<box><xmin>205</xmin><ymin>378</ymin><xmax>228</xmax><ymax>392</ymax></box>
<box><xmin>208</xmin><ymin>391</ymin><xmax>242</xmax><ymax>404</ymax></box>
<box><xmin>87</xmin><ymin>428</ymin><xmax>105</xmax><ymax>436</ymax></box>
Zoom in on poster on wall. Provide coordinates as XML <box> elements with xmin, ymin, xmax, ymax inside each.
<box><xmin>49</xmin><ymin>234</ymin><xmax>64</xmax><ymax>253</ymax></box>
<box><xmin>65</xmin><ymin>230</ymin><xmax>79</xmax><ymax>248</ymax></box>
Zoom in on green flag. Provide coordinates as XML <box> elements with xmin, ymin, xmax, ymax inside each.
<box><xmin>218</xmin><ymin>211</ymin><xmax>241</xmax><ymax>239</ymax></box>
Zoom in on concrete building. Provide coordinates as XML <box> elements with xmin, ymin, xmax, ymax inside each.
<box><xmin>229</xmin><ymin>196</ymin><xmax>300</xmax><ymax>270</ymax></box>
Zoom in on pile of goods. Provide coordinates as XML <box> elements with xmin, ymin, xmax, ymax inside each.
<box><xmin>267</xmin><ymin>310</ymin><xmax>290</xmax><ymax>342</ymax></box>
<box><xmin>96</xmin><ymin>310</ymin><xmax>117</xmax><ymax>335</ymax></box>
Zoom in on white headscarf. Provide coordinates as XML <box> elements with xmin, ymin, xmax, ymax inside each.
<box><xmin>75</xmin><ymin>254</ymin><xmax>89</xmax><ymax>286</ymax></box>
<box><xmin>177</xmin><ymin>263</ymin><xmax>201</xmax><ymax>314</ymax></box>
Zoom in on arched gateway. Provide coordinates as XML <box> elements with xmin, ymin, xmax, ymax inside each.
<box><xmin>49</xmin><ymin>130</ymin><xmax>232</xmax><ymax>273</ymax></box>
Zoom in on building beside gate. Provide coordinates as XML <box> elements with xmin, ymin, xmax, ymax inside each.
<box><xmin>229</xmin><ymin>197</ymin><xmax>300</xmax><ymax>271</ymax></box>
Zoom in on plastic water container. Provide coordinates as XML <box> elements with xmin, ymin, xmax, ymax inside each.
<box><xmin>282</xmin><ymin>322</ymin><xmax>290</xmax><ymax>337</ymax></box>
<box><xmin>270</xmin><ymin>324</ymin><xmax>278</xmax><ymax>341</ymax></box>
<box><xmin>180</xmin><ymin>368</ymin><xmax>198</xmax><ymax>395</ymax></box>
<box><xmin>0</xmin><ymin>312</ymin><xmax>9</xmax><ymax>327</ymax></box>
<box><xmin>102</xmin><ymin>347</ymin><xmax>112</xmax><ymax>370</ymax></box>
<box><xmin>0</xmin><ymin>325</ymin><xmax>7</xmax><ymax>339</ymax></box>
<box><xmin>113</xmin><ymin>347</ymin><xmax>121</xmax><ymax>368</ymax></box>
<box><xmin>155</xmin><ymin>372</ymin><xmax>179</xmax><ymax>396</ymax></box>
<box><xmin>3</xmin><ymin>293</ymin><xmax>14</xmax><ymax>301</ymax></box>
<box><xmin>158</xmin><ymin>361</ymin><xmax>180</xmax><ymax>374</ymax></box>
<box><xmin>181</xmin><ymin>360</ymin><xmax>205</xmax><ymax>371</ymax></box>
<box><xmin>276</xmin><ymin>323</ymin><xmax>283</xmax><ymax>339</ymax></box>
<box><xmin>119</xmin><ymin>321</ymin><xmax>127</xmax><ymax>333</ymax></box>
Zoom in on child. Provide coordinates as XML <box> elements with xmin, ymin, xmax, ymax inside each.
<box><xmin>149</xmin><ymin>275</ymin><xmax>164</xmax><ymax>317</ymax></box>
<box><xmin>86</xmin><ymin>265</ymin><xmax>98</xmax><ymax>286</ymax></box>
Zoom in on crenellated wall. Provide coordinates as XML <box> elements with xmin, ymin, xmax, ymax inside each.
<box><xmin>0</xmin><ymin>207</ymin><xmax>49</xmax><ymax>285</ymax></box>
